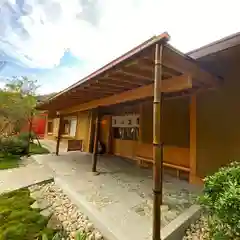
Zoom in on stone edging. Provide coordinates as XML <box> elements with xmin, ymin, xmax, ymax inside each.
<box><xmin>161</xmin><ymin>204</ymin><xmax>202</xmax><ymax>240</ymax></box>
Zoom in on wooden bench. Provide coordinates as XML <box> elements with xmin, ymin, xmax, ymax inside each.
<box><xmin>135</xmin><ymin>156</ymin><xmax>190</xmax><ymax>177</ymax></box>
<box><xmin>135</xmin><ymin>143</ymin><xmax>190</xmax><ymax>178</ymax></box>
<box><xmin>67</xmin><ymin>140</ymin><xmax>83</xmax><ymax>152</ymax></box>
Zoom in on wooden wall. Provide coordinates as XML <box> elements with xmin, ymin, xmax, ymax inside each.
<box><xmin>110</xmin><ymin>97</ymin><xmax>190</xmax><ymax>167</ymax></box>
<box><xmin>75</xmin><ymin>111</ymin><xmax>91</xmax><ymax>152</ymax></box>
<box><xmin>45</xmin><ymin>96</ymin><xmax>190</xmax><ymax>169</ymax></box>
<box><xmin>196</xmin><ymin>67</ymin><xmax>240</xmax><ymax>178</ymax></box>
<box><xmin>99</xmin><ymin>115</ymin><xmax>112</xmax><ymax>153</ymax></box>
<box><xmin>141</xmin><ymin>97</ymin><xmax>189</xmax><ymax>147</ymax></box>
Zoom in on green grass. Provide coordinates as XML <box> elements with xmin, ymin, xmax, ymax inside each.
<box><xmin>0</xmin><ymin>188</ymin><xmax>56</xmax><ymax>240</ymax></box>
<box><xmin>0</xmin><ymin>154</ymin><xmax>20</xmax><ymax>170</ymax></box>
<box><xmin>0</xmin><ymin>143</ymin><xmax>49</xmax><ymax>170</ymax></box>
<box><xmin>29</xmin><ymin>143</ymin><xmax>49</xmax><ymax>155</ymax></box>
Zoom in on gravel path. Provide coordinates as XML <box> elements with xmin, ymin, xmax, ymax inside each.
<box><xmin>183</xmin><ymin>216</ymin><xmax>209</xmax><ymax>240</ymax></box>
<box><xmin>29</xmin><ymin>182</ymin><xmax>103</xmax><ymax>240</ymax></box>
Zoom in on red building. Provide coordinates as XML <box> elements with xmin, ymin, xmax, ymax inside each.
<box><xmin>21</xmin><ymin>112</ymin><xmax>47</xmax><ymax>139</ymax></box>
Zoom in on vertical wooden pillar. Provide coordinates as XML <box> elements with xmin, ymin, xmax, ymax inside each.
<box><xmin>152</xmin><ymin>43</ymin><xmax>164</xmax><ymax>240</ymax></box>
<box><xmin>107</xmin><ymin>115</ymin><xmax>113</xmax><ymax>154</ymax></box>
<box><xmin>87</xmin><ymin>111</ymin><xmax>94</xmax><ymax>153</ymax></box>
<box><xmin>139</xmin><ymin>102</ymin><xmax>143</xmax><ymax>143</ymax></box>
<box><xmin>56</xmin><ymin>113</ymin><xmax>62</xmax><ymax>156</ymax></box>
<box><xmin>92</xmin><ymin>109</ymin><xmax>100</xmax><ymax>172</ymax></box>
<box><xmin>27</xmin><ymin>110</ymin><xmax>33</xmax><ymax>156</ymax></box>
<box><xmin>45</xmin><ymin>113</ymin><xmax>49</xmax><ymax>138</ymax></box>
<box><xmin>189</xmin><ymin>94</ymin><xmax>197</xmax><ymax>184</ymax></box>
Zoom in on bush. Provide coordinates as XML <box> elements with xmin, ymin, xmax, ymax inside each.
<box><xmin>41</xmin><ymin>231</ymin><xmax>86</xmax><ymax>240</ymax></box>
<box><xmin>0</xmin><ymin>189</ymin><xmax>55</xmax><ymax>240</ymax></box>
<box><xmin>18</xmin><ymin>131</ymin><xmax>36</xmax><ymax>143</ymax></box>
<box><xmin>0</xmin><ymin>136</ymin><xmax>28</xmax><ymax>155</ymax></box>
<box><xmin>199</xmin><ymin>161</ymin><xmax>240</xmax><ymax>239</ymax></box>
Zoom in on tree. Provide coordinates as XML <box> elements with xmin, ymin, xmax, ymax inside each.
<box><xmin>0</xmin><ymin>77</ymin><xmax>39</xmax><ymax>135</ymax></box>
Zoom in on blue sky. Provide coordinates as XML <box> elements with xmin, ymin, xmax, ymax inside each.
<box><xmin>0</xmin><ymin>0</ymin><xmax>240</xmax><ymax>94</ymax></box>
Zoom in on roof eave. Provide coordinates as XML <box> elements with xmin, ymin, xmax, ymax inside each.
<box><xmin>188</xmin><ymin>32</ymin><xmax>240</xmax><ymax>59</ymax></box>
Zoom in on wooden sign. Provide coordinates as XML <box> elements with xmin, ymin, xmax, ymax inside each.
<box><xmin>112</xmin><ymin>115</ymin><xmax>140</xmax><ymax>128</ymax></box>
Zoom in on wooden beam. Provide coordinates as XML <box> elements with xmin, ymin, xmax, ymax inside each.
<box><xmin>163</xmin><ymin>46</ymin><xmax>219</xmax><ymax>86</ymax></box>
<box><xmin>189</xmin><ymin>94</ymin><xmax>197</xmax><ymax>184</ymax></box>
<box><xmin>84</xmin><ymin>86</ymin><xmax>122</xmax><ymax>94</ymax></box>
<box><xmin>103</xmin><ymin>76</ymin><xmax>143</xmax><ymax>86</ymax></box>
<box><xmin>133</xmin><ymin>58</ymin><xmax>182</xmax><ymax>76</ymax></box>
<box><xmin>81</xmin><ymin>87</ymin><xmax>120</xmax><ymax>94</ymax></box>
<box><xmin>61</xmin><ymin>74</ymin><xmax>192</xmax><ymax>114</ymax></box>
<box><xmin>108</xmin><ymin>73</ymin><xmax>149</xmax><ymax>85</ymax></box>
<box><xmin>95</xmin><ymin>80</ymin><xmax>132</xmax><ymax>89</ymax></box>
<box><xmin>69</xmin><ymin>88</ymin><xmax>107</xmax><ymax>95</ymax></box>
<box><xmin>118</xmin><ymin>69</ymin><xmax>152</xmax><ymax>81</ymax></box>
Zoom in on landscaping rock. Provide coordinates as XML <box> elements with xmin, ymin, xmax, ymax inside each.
<box><xmin>86</xmin><ymin>222</ymin><xmax>94</xmax><ymax>233</ymax></box>
<box><xmin>40</xmin><ymin>208</ymin><xmax>52</xmax><ymax>218</ymax></box>
<box><xmin>30</xmin><ymin>190</ymin><xmax>43</xmax><ymax>200</ymax></box>
<box><xmin>31</xmin><ymin>201</ymin><xmax>40</xmax><ymax>209</ymax></box>
<box><xmin>161</xmin><ymin>205</ymin><xmax>169</xmax><ymax>212</ymax></box>
<box><xmin>31</xmin><ymin>198</ymin><xmax>51</xmax><ymax>210</ymax></box>
<box><xmin>37</xmin><ymin>198</ymin><xmax>51</xmax><ymax>210</ymax></box>
<box><xmin>182</xmin><ymin>215</ymin><xmax>209</xmax><ymax>240</ymax></box>
<box><xmin>29</xmin><ymin>182</ymin><xmax>104</xmax><ymax>239</ymax></box>
<box><xmin>95</xmin><ymin>232</ymin><xmax>103</xmax><ymax>240</ymax></box>
<box><xmin>47</xmin><ymin>214</ymin><xmax>63</xmax><ymax>230</ymax></box>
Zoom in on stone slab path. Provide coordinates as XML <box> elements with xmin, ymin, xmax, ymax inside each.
<box><xmin>32</xmin><ymin>151</ymin><xmax>201</xmax><ymax>240</ymax></box>
<box><xmin>38</xmin><ymin>139</ymin><xmax>67</xmax><ymax>154</ymax></box>
<box><xmin>0</xmin><ymin>165</ymin><xmax>53</xmax><ymax>194</ymax></box>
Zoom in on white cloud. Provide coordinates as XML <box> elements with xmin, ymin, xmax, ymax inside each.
<box><xmin>1</xmin><ymin>0</ymin><xmax>240</xmax><ymax>93</ymax></box>
<box><xmin>0</xmin><ymin>81</ymin><xmax>6</xmax><ymax>89</ymax></box>
<box><xmin>36</xmin><ymin>64</ymin><xmax>90</xmax><ymax>94</ymax></box>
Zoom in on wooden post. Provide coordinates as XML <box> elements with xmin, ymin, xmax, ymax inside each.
<box><xmin>189</xmin><ymin>94</ymin><xmax>197</xmax><ymax>184</ymax></box>
<box><xmin>87</xmin><ymin>111</ymin><xmax>94</xmax><ymax>153</ymax></box>
<box><xmin>92</xmin><ymin>109</ymin><xmax>100</xmax><ymax>172</ymax></box>
<box><xmin>27</xmin><ymin>110</ymin><xmax>33</xmax><ymax>156</ymax></box>
<box><xmin>152</xmin><ymin>43</ymin><xmax>164</xmax><ymax>240</ymax></box>
<box><xmin>56</xmin><ymin>112</ymin><xmax>62</xmax><ymax>156</ymax></box>
<box><xmin>139</xmin><ymin>102</ymin><xmax>143</xmax><ymax>143</ymax></box>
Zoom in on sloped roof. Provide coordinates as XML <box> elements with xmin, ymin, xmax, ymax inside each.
<box><xmin>37</xmin><ymin>32</ymin><xmax>220</xmax><ymax>112</ymax></box>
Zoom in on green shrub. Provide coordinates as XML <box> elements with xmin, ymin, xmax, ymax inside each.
<box><xmin>0</xmin><ymin>189</ymin><xmax>56</xmax><ymax>240</ymax></box>
<box><xmin>75</xmin><ymin>231</ymin><xmax>87</xmax><ymax>240</ymax></box>
<box><xmin>30</xmin><ymin>143</ymin><xmax>49</xmax><ymax>155</ymax></box>
<box><xmin>0</xmin><ymin>136</ymin><xmax>28</xmax><ymax>155</ymax></box>
<box><xmin>199</xmin><ymin>161</ymin><xmax>240</xmax><ymax>239</ymax></box>
<box><xmin>41</xmin><ymin>232</ymin><xmax>64</xmax><ymax>240</ymax></box>
<box><xmin>41</xmin><ymin>231</ymin><xmax>87</xmax><ymax>240</ymax></box>
<box><xmin>18</xmin><ymin>131</ymin><xmax>36</xmax><ymax>143</ymax></box>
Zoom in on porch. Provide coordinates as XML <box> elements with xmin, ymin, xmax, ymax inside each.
<box><xmin>32</xmin><ymin>150</ymin><xmax>201</xmax><ymax>240</ymax></box>
<box><xmin>37</xmin><ymin>33</ymin><xmax>220</xmax><ymax>238</ymax></box>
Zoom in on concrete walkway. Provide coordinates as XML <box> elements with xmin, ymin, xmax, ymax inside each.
<box><xmin>0</xmin><ymin>165</ymin><xmax>53</xmax><ymax>194</ymax></box>
<box><xmin>32</xmin><ymin>150</ymin><xmax>200</xmax><ymax>240</ymax></box>
<box><xmin>38</xmin><ymin>139</ymin><xmax>67</xmax><ymax>154</ymax></box>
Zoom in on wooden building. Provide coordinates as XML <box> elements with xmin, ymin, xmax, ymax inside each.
<box><xmin>37</xmin><ymin>32</ymin><xmax>240</xmax><ymax>185</ymax></box>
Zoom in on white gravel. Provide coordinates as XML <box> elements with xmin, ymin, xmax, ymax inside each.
<box><xmin>29</xmin><ymin>182</ymin><xmax>104</xmax><ymax>240</ymax></box>
<box><xmin>183</xmin><ymin>216</ymin><xmax>209</xmax><ymax>240</ymax></box>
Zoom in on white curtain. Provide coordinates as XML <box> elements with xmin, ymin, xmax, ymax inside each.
<box><xmin>69</xmin><ymin>119</ymin><xmax>77</xmax><ymax>137</ymax></box>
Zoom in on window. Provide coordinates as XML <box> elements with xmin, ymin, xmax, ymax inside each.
<box><xmin>63</xmin><ymin>119</ymin><xmax>70</xmax><ymax>135</ymax></box>
<box><xmin>62</xmin><ymin>118</ymin><xmax>77</xmax><ymax>137</ymax></box>
<box><xmin>47</xmin><ymin>121</ymin><xmax>53</xmax><ymax>134</ymax></box>
<box><xmin>113</xmin><ymin>127</ymin><xmax>139</xmax><ymax>141</ymax></box>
